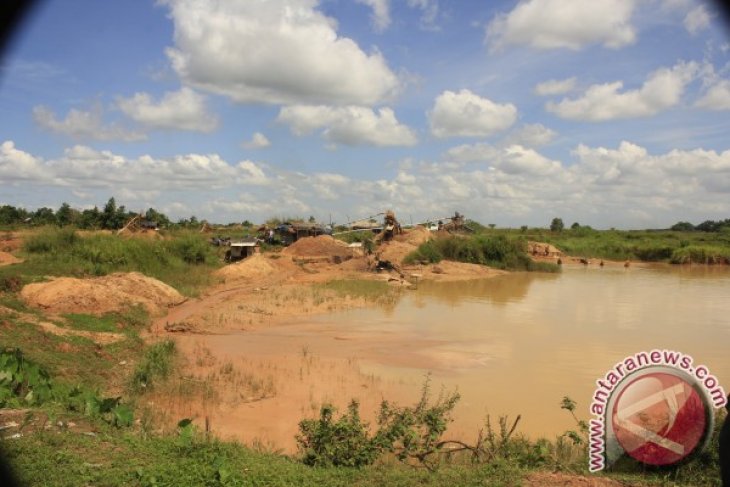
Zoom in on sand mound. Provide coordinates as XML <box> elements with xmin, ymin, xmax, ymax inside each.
<box><xmin>394</xmin><ymin>226</ymin><xmax>432</xmax><ymax>246</ymax></box>
<box><xmin>376</xmin><ymin>227</ymin><xmax>433</xmax><ymax>265</ymax></box>
<box><xmin>282</xmin><ymin>235</ymin><xmax>352</xmax><ymax>260</ymax></box>
<box><xmin>215</xmin><ymin>254</ymin><xmax>277</xmax><ymax>281</ymax></box>
<box><xmin>20</xmin><ymin>272</ymin><xmax>185</xmax><ymax>316</ymax></box>
<box><xmin>527</xmin><ymin>241</ymin><xmax>562</xmax><ymax>257</ymax></box>
<box><xmin>0</xmin><ymin>251</ymin><xmax>21</xmax><ymax>266</ymax></box>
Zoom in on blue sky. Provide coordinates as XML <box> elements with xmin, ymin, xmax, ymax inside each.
<box><xmin>1</xmin><ymin>0</ymin><xmax>729</xmax><ymax>228</ymax></box>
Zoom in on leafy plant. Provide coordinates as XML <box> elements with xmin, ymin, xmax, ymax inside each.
<box><xmin>0</xmin><ymin>348</ymin><xmax>53</xmax><ymax>407</ymax></box>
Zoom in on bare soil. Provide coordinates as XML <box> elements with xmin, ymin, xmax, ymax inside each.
<box><xmin>20</xmin><ymin>272</ymin><xmax>185</xmax><ymax>316</ymax></box>
<box><xmin>0</xmin><ymin>251</ymin><xmax>22</xmax><ymax>266</ymax></box>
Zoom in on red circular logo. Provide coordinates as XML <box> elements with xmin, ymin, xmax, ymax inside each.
<box><xmin>611</xmin><ymin>371</ymin><xmax>709</xmax><ymax>466</ymax></box>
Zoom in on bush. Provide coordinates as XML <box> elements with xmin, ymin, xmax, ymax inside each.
<box><xmin>297</xmin><ymin>400</ymin><xmax>381</xmax><ymax>467</ymax></box>
<box><xmin>404</xmin><ymin>235</ymin><xmax>558</xmax><ymax>272</ymax></box>
<box><xmin>297</xmin><ymin>378</ymin><xmax>461</xmax><ymax>470</ymax></box>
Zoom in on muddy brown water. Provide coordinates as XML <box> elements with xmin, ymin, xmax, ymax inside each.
<box><xmin>174</xmin><ymin>264</ymin><xmax>730</xmax><ymax>452</ymax></box>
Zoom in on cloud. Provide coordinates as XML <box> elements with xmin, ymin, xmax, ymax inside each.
<box><xmin>428</xmin><ymin>89</ymin><xmax>517</xmax><ymax>138</ymax></box>
<box><xmin>546</xmin><ymin>61</ymin><xmax>698</xmax><ymax>121</ymax></box>
<box><xmin>162</xmin><ymin>0</ymin><xmax>400</xmax><ymax>106</ymax></box>
<box><xmin>116</xmin><ymin>87</ymin><xmax>217</xmax><ymax>132</ymax></box>
<box><xmin>443</xmin><ymin>141</ymin><xmax>560</xmax><ymax>176</ymax></box>
<box><xmin>684</xmin><ymin>4</ymin><xmax>711</xmax><ymax>35</ymax></box>
<box><xmin>0</xmin><ymin>141</ymin><xmax>47</xmax><ymax>182</ymax></box>
<box><xmin>407</xmin><ymin>0</ymin><xmax>439</xmax><ymax>30</ymax></box>
<box><xmin>534</xmin><ymin>77</ymin><xmax>576</xmax><ymax>96</ymax></box>
<box><xmin>504</xmin><ymin>123</ymin><xmax>557</xmax><ymax>147</ymax></box>
<box><xmin>3</xmin><ymin>140</ymin><xmax>730</xmax><ymax>227</ymax></box>
<box><xmin>277</xmin><ymin>105</ymin><xmax>417</xmax><ymax>146</ymax></box>
<box><xmin>695</xmin><ymin>79</ymin><xmax>730</xmax><ymax>110</ymax></box>
<box><xmin>497</xmin><ymin>145</ymin><xmax>561</xmax><ymax>175</ymax></box>
<box><xmin>486</xmin><ymin>0</ymin><xmax>637</xmax><ymax>51</ymax></box>
<box><xmin>242</xmin><ymin>132</ymin><xmax>272</xmax><ymax>149</ymax></box>
<box><xmin>33</xmin><ymin>105</ymin><xmax>146</xmax><ymax>142</ymax></box>
<box><xmin>357</xmin><ymin>0</ymin><xmax>391</xmax><ymax>32</ymax></box>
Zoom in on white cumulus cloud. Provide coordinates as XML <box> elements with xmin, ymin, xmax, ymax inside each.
<box><xmin>534</xmin><ymin>77</ymin><xmax>576</xmax><ymax>96</ymax></box>
<box><xmin>695</xmin><ymin>80</ymin><xmax>730</xmax><ymax>110</ymax></box>
<box><xmin>116</xmin><ymin>87</ymin><xmax>217</xmax><ymax>132</ymax></box>
<box><xmin>486</xmin><ymin>0</ymin><xmax>637</xmax><ymax>51</ymax></box>
<box><xmin>33</xmin><ymin>105</ymin><xmax>146</xmax><ymax>142</ymax></box>
<box><xmin>243</xmin><ymin>132</ymin><xmax>272</xmax><ymax>149</ymax></box>
<box><xmin>277</xmin><ymin>105</ymin><xmax>417</xmax><ymax>146</ymax></box>
<box><xmin>162</xmin><ymin>0</ymin><xmax>400</xmax><ymax>106</ymax></box>
<box><xmin>429</xmin><ymin>89</ymin><xmax>517</xmax><ymax>138</ymax></box>
<box><xmin>546</xmin><ymin>61</ymin><xmax>698</xmax><ymax>121</ymax></box>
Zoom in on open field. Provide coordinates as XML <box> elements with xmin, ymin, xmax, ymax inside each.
<box><xmin>487</xmin><ymin>227</ymin><xmax>730</xmax><ymax>265</ymax></box>
<box><xmin>0</xmin><ymin>224</ymin><xmax>728</xmax><ymax>486</ymax></box>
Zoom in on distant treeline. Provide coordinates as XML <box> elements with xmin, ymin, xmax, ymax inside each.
<box><xmin>670</xmin><ymin>219</ymin><xmax>730</xmax><ymax>232</ymax></box>
<box><xmin>0</xmin><ymin>198</ymin><xmax>188</xmax><ymax>230</ymax></box>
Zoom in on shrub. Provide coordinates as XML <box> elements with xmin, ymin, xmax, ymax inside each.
<box><xmin>297</xmin><ymin>400</ymin><xmax>381</xmax><ymax>467</ymax></box>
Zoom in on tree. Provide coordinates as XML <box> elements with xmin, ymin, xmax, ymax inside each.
<box><xmin>670</xmin><ymin>221</ymin><xmax>695</xmax><ymax>232</ymax></box>
<box><xmin>33</xmin><ymin>207</ymin><xmax>56</xmax><ymax>225</ymax></box>
<box><xmin>550</xmin><ymin>217</ymin><xmax>564</xmax><ymax>233</ymax></box>
<box><xmin>56</xmin><ymin>203</ymin><xmax>77</xmax><ymax>227</ymax></box>
<box><xmin>101</xmin><ymin>198</ymin><xmax>118</xmax><ymax>229</ymax></box>
<box><xmin>0</xmin><ymin>205</ymin><xmax>28</xmax><ymax>225</ymax></box>
<box><xmin>79</xmin><ymin>207</ymin><xmax>102</xmax><ymax>229</ymax></box>
<box><xmin>144</xmin><ymin>207</ymin><xmax>171</xmax><ymax>228</ymax></box>
<box><xmin>488</xmin><ymin>223</ymin><xmax>496</xmax><ymax>229</ymax></box>
<box><xmin>571</xmin><ymin>222</ymin><xmax>580</xmax><ymax>230</ymax></box>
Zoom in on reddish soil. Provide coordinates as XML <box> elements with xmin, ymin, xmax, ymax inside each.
<box><xmin>282</xmin><ymin>235</ymin><xmax>353</xmax><ymax>261</ymax></box>
<box><xmin>0</xmin><ymin>251</ymin><xmax>21</xmax><ymax>266</ymax></box>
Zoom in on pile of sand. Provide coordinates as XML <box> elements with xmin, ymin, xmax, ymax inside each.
<box><xmin>20</xmin><ymin>272</ymin><xmax>185</xmax><ymax>316</ymax></box>
<box><xmin>394</xmin><ymin>226</ymin><xmax>431</xmax><ymax>246</ymax></box>
<box><xmin>527</xmin><ymin>241</ymin><xmax>562</xmax><ymax>257</ymax></box>
<box><xmin>0</xmin><ymin>251</ymin><xmax>21</xmax><ymax>266</ymax></box>
<box><xmin>282</xmin><ymin>236</ymin><xmax>352</xmax><ymax>260</ymax></box>
<box><xmin>215</xmin><ymin>254</ymin><xmax>277</xmax><ymax>281</ymax></box>
<box><xmin>377</xmin><ymin>227</ymin><xmax>433</xmax><ymax>264</ymax></box>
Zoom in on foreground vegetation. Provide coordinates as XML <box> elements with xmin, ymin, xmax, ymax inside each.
<box><xmin>0</xmin><ymin>289</ymin><xmax>724</xmax><ymax>486</ymax></box>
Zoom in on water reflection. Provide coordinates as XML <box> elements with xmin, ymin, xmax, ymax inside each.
<box><xmin>414</xmin><ymin>272</ymin><xmax>559</xmax><ymax>307</ymax></box>
<box><xmin>312</xmin><ymin>264</ymin><xmax>730</xmax><ymax>439</ymax></box>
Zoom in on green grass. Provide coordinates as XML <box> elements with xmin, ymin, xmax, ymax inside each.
<box><xmin>61</xmin><ymin>306</ymin><xmax>150</xmax><ymax>334</ymax></box>
<box><xmin>130</xmin><ymin>340</ymin><xmax>176</xmax><ymax>393</ymax></box>
<box><xmin>528</xmin><ymin>228</ymin><xmax>730</xmax><ymax>263</ymax></box>
<box><xmin>2</xmin><ymin>432</ymin><xmax>526</xmax><ymax>487</ymax></box>
<box><xmin>0</xmin><ymin>318</ymin><xmax>143</xmax><ymax>392</ymax></box>
<box><xmin>0</xmin><ymin>227</ymin><xmax>222</xmax><ymax>296</ymax></box>
<box><xmin>404</xmin><ymin>235</ymin><xmax>560</xmax><ymax>273</ymax></box>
